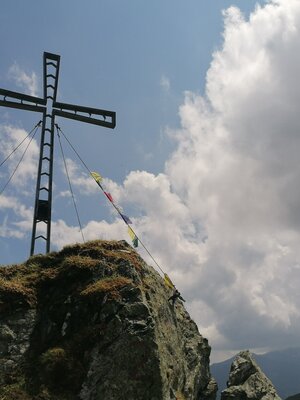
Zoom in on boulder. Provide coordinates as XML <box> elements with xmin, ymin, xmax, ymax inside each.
<box><xmin>221</xmin><ymin>350</ymin><xmax>281</xmax><ymax>400</ymax></box>
<box><xmin>0</xmin><ymin>240</ymin><xmax>217</xmax><ymax>400</ymax></box>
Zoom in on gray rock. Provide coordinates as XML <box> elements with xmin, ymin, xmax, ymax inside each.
<box><xmin>221</xmin><ymin>350</ymin><xmax>281</xmax><ymax>400</ymax></box>
<box><xmin>0</xmin><ymin>325</ymin><xmax>16</xmax><ymax>341</ymax></box>
<box><xmin>0</xmin><ymin>308</ymin><xmax>36</xmax><ymax>385</ymax></box>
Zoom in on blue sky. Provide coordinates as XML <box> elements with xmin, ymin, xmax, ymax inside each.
<box><xmin>0</xmin><ymin>0</ymin><xmax>260</xmax><ymax>260</ymax></box>
<box><xmin>3</xmin><ymin>0</ymin><xmax>300</xmax><ymax>366</ymax></box>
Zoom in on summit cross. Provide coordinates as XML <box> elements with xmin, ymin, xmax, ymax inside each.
<box><xmin>0</xmin><ymin>52</ymin><xmax>116</xmax><ymax>256</ymax></box>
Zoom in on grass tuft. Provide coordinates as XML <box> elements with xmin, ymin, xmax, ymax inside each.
<box><xmin>80</xmin><ymin>275</ymin><xmax>133</xmax><ymax>300</ymax></box>
<box><xmin>39</xmin><ymin>347</ymin><xmax>84</xmax><ymax>395</ymax></box>
<box><xmin>62</xmin><ymin>255</ymin><xmax>101</xmax><ymax>270</ymax></box>
<box><xmin>0</xmin><ymin>277</ymin><xmax>36</xmax><ymax>306</ymax></box>
<box><xmin>176</xmin><ymin>391</ymin><xmax>186</xmax><ymax>400</ymax></box>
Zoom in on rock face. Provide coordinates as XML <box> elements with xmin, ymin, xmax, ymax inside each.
<box><xmin>221</xmin><ymin>350</ymin><xmax>281</xmax><ymax>400</ymax></box>
<box><xmin>0</xmin><ymin>240</ymin><xmax>217</xmax><ymax>400</ymax></box>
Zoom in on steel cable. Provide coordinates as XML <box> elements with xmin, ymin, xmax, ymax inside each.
<box><xmin>0</xmin><ymin>122</ymin><xmax>41</xmax><ymax>196</ymax></box>
<box><xmin>56</xmin><ymin>128</ymin><xmax>85</xmax><ymax>244</ymax></box>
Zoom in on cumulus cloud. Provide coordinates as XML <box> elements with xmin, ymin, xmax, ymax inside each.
<box><xmin>8</xmin><ymin>62</ymin><xmax>38</xmax><ymax>96</ymax></box>
<box><xmin>162</xmin><ymin>0</ymin><xmax>300</xmax><ymax>360</ymax></box>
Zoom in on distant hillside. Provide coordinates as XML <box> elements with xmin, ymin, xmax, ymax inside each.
<box><xmin>211</xmin><ymin>347</ymin><xmax>300</xmax><ymax>399</ymax></box>
<box><xmin>286</xmin><ymin>394</ymin><xmax>300</xmax><ymax>400</ymax></box>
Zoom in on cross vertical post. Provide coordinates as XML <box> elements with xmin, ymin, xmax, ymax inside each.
<box><xmin>31</xmin><ymin>53</ymin><xmax>60</xmax><ymax>255</ymax></box>
<box><xmin>0</xmin><ymin>52</ymin><xmax>116</xmax><ymax>256</ymax></box>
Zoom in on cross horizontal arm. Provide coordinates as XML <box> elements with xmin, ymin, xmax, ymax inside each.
<box><xmin>0</xmin><ymin>88</ymin><xmax>46</xmax><ymax>113</ymax></box>
<box><xmin>0</xmin><ymin>88</ymin><xmax>45</xmax><ymax>105</ymax></box>
<box><xmin>53</xmin><ymin>101</ymin><xmax>116</xmax><ymax>128</ymax></box>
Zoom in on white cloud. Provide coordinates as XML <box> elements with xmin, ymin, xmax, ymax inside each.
<box><xmin>0</xmin><ymin>194</ymin><xmax>33</xmax><ymax>238</ymax></box>
<box><xmin>0</xmin><ymin>125</ymin><xmax>39</xmax><ymax>189</ymax></box>
<box><xmin>160</xmin><ymin>0</ymin><xmax>300</xmax><ymax>359</ymax></box>
<box><xmin>57</xmin><ymin>190</ymin><xmax>72</xmax><ymax>198</ymax></box>
<box><xmin>0</xmin><ymin>215</ymin><xmax>24</xmax><ymax>239</ymax></box>
<box><xmin>59</xmin><ymin>158</ymin><xmax>100</xmax><ymax>195</ymax></box>
<box><xmin>51</xmin><ymin>218</ymin><xmax>126</xmax><ymax>248</ymax></box>
<box><xmin>0</xmin><ymin>125</ymin><xmax>39</xmax><ymax>239</ymax></box>
<box><xmin>160</xmin><ymin>74</ymin><xmax>171</xmax><ymax>92</ymax></box>
<box><xmin>8</xmin><ymin>62</ymin><xmax>38</xmax><ymax>97</ymax></box>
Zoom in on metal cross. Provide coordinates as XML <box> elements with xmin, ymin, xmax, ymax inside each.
<box><xmin>0</xmin><ymin>52</ymin><xmax>116</xmax><ymax>256</ymax></box>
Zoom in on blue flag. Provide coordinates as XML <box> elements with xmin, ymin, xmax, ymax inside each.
<box><xmin>121</xmin><ymin>213</ymin><xmax>132</xmax><ymax>224</ymax></box>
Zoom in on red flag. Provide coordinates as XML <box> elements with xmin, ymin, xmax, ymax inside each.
<box><xmin>104</xmin><ymin>192</ymin><xmax>113</xmax><ymax>203</ymax></box>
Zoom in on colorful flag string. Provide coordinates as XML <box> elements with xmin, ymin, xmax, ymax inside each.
<box><xmin>54</xmin><ymin>125</ymin><xmax>175</xmax><ymax>290</ymax></box>
<box><xmin>91</xmin><ymin>171</ymin><xmax>139</xmax><ymax>248</ymax></box>
<box><xmin>90</xmin><ymin>170</ymin><xmax>175</xmax><ymax>288</ymax></box>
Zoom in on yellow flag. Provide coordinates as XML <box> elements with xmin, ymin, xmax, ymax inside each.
<box><xmin>127</xmin><ymin>226</ymin><xmax>136</xmax><ymax>240</ymax></box>
<box><xmin>91</xmin><ymin>171</ymin><xmax>103</xmax><ymax>183</ymax></box>
<box><xmin>164</xmin><ymin>273</ymin><xmax>175</xmax><ymax>289</ymax></box>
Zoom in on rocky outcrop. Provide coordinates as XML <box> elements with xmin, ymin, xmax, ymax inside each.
<box><xmin>221</xmin><ymin>350</ymin><xmax>281</xmax><ymax>400</ymax></box>
<box><xmin>0</xmin><ymin>240</ymin><xmax>217</xmax><ymax>400</ymax></box>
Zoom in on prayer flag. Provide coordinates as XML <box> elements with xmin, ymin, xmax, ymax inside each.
<box><xmin>127</xmin><ymin>226</ymin><xmax>135</xmax><ymax>240</ymax></box>
<box><xmin>164</xmin><ymin>273</ymin><xmax>175</xmax><ymax>289</ymax></box>
<box><xmin>127</xmin><ymin>227</ymin><xmax>138</xmax><ymax>247</ymax></box>
<box><xmin>121</xmin><ymin>213</ymin><xmax>132</xmax><ymax>224</ymax></box>
<box><xmin>104</xmin><ymin>192</ymin><xmax>113</xmax><ymax>203</ymax></box>
<box><xmin>132</xmin><ymin>236</ymin><xmax>138</xmax><ymax>248</ymax></box>
<box><xmin>91</xmin><ymin>171</ymin><xmax>103</xmax><ymax>183</ymax></box>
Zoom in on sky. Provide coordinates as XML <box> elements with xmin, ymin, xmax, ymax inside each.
<box><xmin>1</xmin><ymin>0</ymin><xmax>300</xmax><ymax>364</ymax></box>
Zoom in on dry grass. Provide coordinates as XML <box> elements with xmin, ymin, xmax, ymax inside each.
<box><xmin>25</xmin><ymin>252</ymin><xmax>59</xmax><ymax>269</ymax></box>
<box><xmin>114</xmin><ymin>250</ymin><xmax>143</xmax><ymax>271</ymax></box>
<box><xmin>0</xmin><ymin>263</ymin><xmax>60</xmax><ymax>308</ymax></box>
<box><xmin>0</xmin><ymin>240</ymin><xmax>139</xmax><ymax>309</ymax></box>
<box><xmin>0</xmin><ymin>277</ymin><xmax>36</xmax><ymax>306</ymax></box>
<box><xmin>80</xmin><ymin>275</ymin><xmax>133</xmax><ymax>300</ymax></box>
<box><xmin>61</xmin><ymin>255</ymin><xmax>101</xmax><ymax>270</ymax></box>
<box><xmin>40</xmin><ymin>347</ymin><xmax>66</xmax><ymax>365</ymax></box>
<box><xmin>39</xmin><ymin>347</ymin><xmax>85</xmax><ymax>396</ymax></box>
<box><xmin>176</xmin><ymin>391</ymin><xmax>186</xmax><ymax>400</ymax></box>
<box><xmin>61</xmin><ymin>239</ymin><xmax>129</xmax><ymax>257</ymax></box>
<box><xmin>0</xmin><ymin>385</ymin><xmax>31</xmax><ymax>400</ymax></box>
